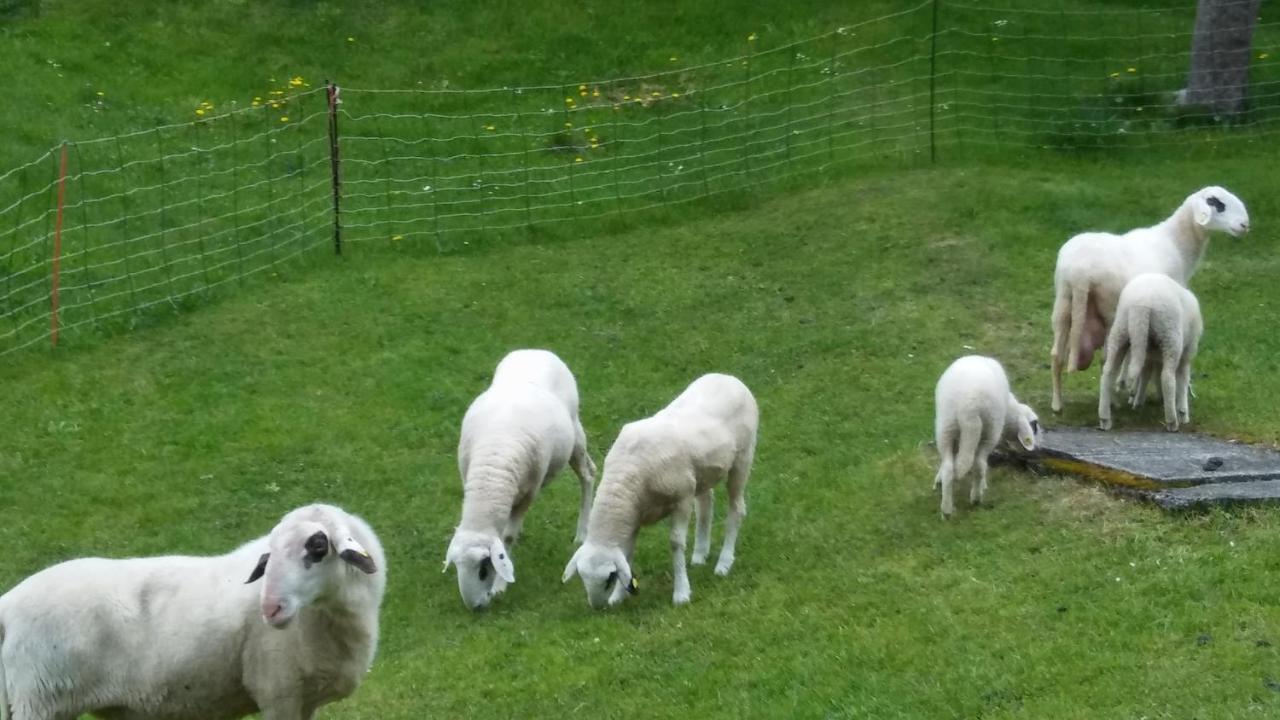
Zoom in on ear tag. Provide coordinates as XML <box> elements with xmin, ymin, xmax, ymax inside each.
<box><xmin>627</xmin><ymin>577</ymin><xmax>639</xmax><ymax>594</ymax></box>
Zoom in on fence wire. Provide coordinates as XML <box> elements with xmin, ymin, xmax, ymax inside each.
<box><xmin>2</xmin><ymin>1</ymin><xmax>1278</xmax><ymax>356</ymax></box>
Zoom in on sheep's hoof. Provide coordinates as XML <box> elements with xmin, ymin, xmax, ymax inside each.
<box><xmin>691</xmin><ymin>553</ymin><xmax>708</xmax><ymax>566</ymax></box>
<box><xmin>1165</xmin><ymin>421</ymin><xmax>1180</xmax><ymax>433</ymax></box>
<box><xmin>714</xmin><ymin>560</ymin><xmax>733</xmax><ymax>576</ymax></box>
<box><xmin>1099</xmin><ymin>417</ymin><xmax>1112</xmax><ymax>431</ymax></box>
<box><xmin>672</xmin><ymin>592</ymin><xmax>691</xmax><ymax>606</ymax></box>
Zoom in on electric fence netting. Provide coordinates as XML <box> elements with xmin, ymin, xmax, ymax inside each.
<box><xmin>2</xmin><ymin>1</ymin><xmax>1277</xmax><ymax>357</ymax></box>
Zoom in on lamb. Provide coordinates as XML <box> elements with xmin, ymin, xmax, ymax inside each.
<box><xmin>0</xmin><ymin>503</ymin><xmax>385</xmax><ymax>720</ymax></box>
<box><xmin>934</xmin><ymin>356</ymin><xmax>1040</xmax><ymax>519</ymax></box>
<box><xmin>562</xmin><ymin>373</ymin><xmax>758</xmax><ymax>608</ymax></box>
<box><xmin>1098</xmin><ymin>273</ymin><xmax>1203</xmax><ymax>432</ymax></box>
<box><xmin>443</xmin><ymin>349</ymin><xmax>596</xmax><ymax>610</ymax></box>
<box><xmin>1051</xmin><ymin>186</ymin><xmax>1247</xmax><ymax>412</ymax></box>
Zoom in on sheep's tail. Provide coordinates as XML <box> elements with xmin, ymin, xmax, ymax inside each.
<box><xmin>1125</xmin><ymin>307</ymin><xmax>1150</xmax><ymax>389</ymax></box>
<box><xmin>1066</xmin><ymin>284</ymin><xmax>1090</xmax><ymax>372</ymax></box>
<box><xmin>952</xmin><ymin>416</ymin><xmax>984</xmax><ymax>481</ymax></box>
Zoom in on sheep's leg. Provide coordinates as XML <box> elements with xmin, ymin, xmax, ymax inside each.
<box><xmin>691</xmin><ymin>489</ymin><xmax>713</xmax><ymax>565</ymax></box>
<box><xmin>1177</xmin><ymin>359</ymin><xmax>1192</xmax><ymax>425</ymax></box>
<box><xmin>1161</xmin><ymin>356</ymin><xmax>1180</xmax><ymax>432</ymax></box>
<box><xmin>259</xmin><ymin>699</ymin><xmax>307</xmax><ymax>720</ymax></box>
<box><xmin>972</xmin><ymin>423</ymin><xmax>1001</xmax><ymax>506</ymax></box>
<box><xmin>716</xmin><ymin>448</ymin><xmax>754</xmax><ymax>576</ymax></box>
<box><xmin>1098</xmin><ymin>338</ymin><xmax>1125</xmax><ymax>430</ymax></box>
<box><xmin>1051</xmin><ymin>291</ymin><xmax>1070</xmax><ymax>413</ymax></box>
<box><xmin>670</xmin><ymin>498</ymin><xmax>693</xmax><ymax>605</ymax></box>
<box><xmin>569</xmin><ymin>424</ymin><xmax>596</xmax><ymax>543</ymax></box>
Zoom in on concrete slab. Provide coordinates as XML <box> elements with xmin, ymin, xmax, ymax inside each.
<box><xmin>1002</xmin><ymin>427</ymin><xmax>1280</xmax><ymax>509</ymax></box>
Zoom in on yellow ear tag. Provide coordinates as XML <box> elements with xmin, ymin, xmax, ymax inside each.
<box><xmin>627</xmin><ymin>577</ymin><xmax>639</xmax><ymax>594</ymax></box>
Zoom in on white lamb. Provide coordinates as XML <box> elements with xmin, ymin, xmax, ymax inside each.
<box><xmin>1051</xmin><ymin>186</ymin><xmax>1247</xmax><ymax>412</ymax></box>
<box><xmin>934</xmin><ymin>356</ymin><xmax>1040</xmax><ymax>519</ymax></box>
<box><xmin>1098</xmin><ymin>273</ymin><xmax>1203</xmax><ymax>432</ymax></box>
<box><xmin>443</xmin><ymin>348</ymin><xmax>596</xmax><ymax>610</ymax></box>
<box><xmin>0</xmin><ymin>503</ymin><xmax>385</xmax><ymax>720</ymax></box>
<box><xmin>562</xmin><ymin>373</ymin><xmax>758</xmax><ymax>608</ymax></box>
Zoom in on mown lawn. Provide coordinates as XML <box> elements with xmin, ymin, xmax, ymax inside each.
<box><xmin>3</xmin><ymin>156</ymin><xmax>1280</xmax><ymax>718</ymax></box>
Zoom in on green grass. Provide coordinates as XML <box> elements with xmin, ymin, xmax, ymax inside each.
<box><xmin>4</xmin><ymin>157</ymin><xmax>1280</xmax><ymax>718</ymax></box>
<box><xmin>5</xmin><ymin>1</ymin><xmax>1280</xmax><ymax>718</ymax></box>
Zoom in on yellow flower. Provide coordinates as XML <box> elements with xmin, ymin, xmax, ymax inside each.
<box><xmin>269</xmin><ymin>77</ymin><xmax>277</xmax><ymax>82</ymax></box>
<box><xmin>747</xmin><ymin>32</ymin><xmax>757</xmax><ymax>42</ymax></box>
<box><xmin>484</xmin><ymin>124</ymin><xmax>495</xmax><ymax>131</ymax></box>
<box><xmin>564</xmin><ymin>121</ymin><xmax>573</xmax><ymax>128</ymax></box>
<box><xmin>392</xmin><ymin>235</ymin><xmax>403</xmax><ymax>241</ymax></box>
<box><xmin>253</xmin><ymin>96</ymin><xmax>262</xmax><ymax>102</ymax></box>
<box><xmin>623</xmin><ymin>94</ymin><xmax>631</xmax><ymax>100</ymax></box>
<box><xmin>270</xmin><ymin>102</ymin><xmax>281</xmax><ymax>109</ymax></box>
<box><xmin>574</xmin><ymin>157</ymin><xmax>583</xmax><ymax>163</ymax></box>
<box><xmin>650</xmin><ymin>91</ymin><xmax>660</xmax><ymax>97</ymax></box>
<box><xmin>280</xmin><ymin>116</ymin><xmax>289</xmax><ymax>122</ymax></box>
<box><xmin>252</xmin><ymin>100</ymin><xmax>261</xmax><ymax>107</ymax></box>
<box><xmin>195</xmin><ymin>108</ymin><xmax>205</xmax><ymax>116</ymax></box>
<box><xmin>1126</xmin><ymin>67</ymin><xmax>1136</xmax><ymax>73</ymax></box>
<box><xmin>579</xmin><ymin>90</ymin><xmax>587</xmax><ymax>97</ymax></box>
<box><xmin>347</xmin><ymin>36</ymin><xmax>355</xmax><ymax>42</ymax></box>
<box><xmin>578</xmin><ymin>84</ymin><xmax>586</xmax><ymax>91</ymax></box>
<box><xmin>290</xmin><ymin>76</ymin><xmax>304</xmax><ymax>87</ymax></box>
<box><xmin>1109</xmin><ymin>72</ymin><xmax>1120</xmax><ymax>79</ymax></box>
<box><xmin>672</xmin><ymin>92</ymin><xmax>681</xmax><ymax>98</ymax></box>
<box><xmin>669</xmin><ymin>56</ymin><xmax>678</xmax><ymax>62</ymax></box>
<box><xmin>96</xmin><ymin>91</ymin><xmax>105</xmax><ymax>97</ymax></box>
<box><xmin>1260</xmin><ymin>52</ymin><xmax>1271</xmax><ymax>60</ymax></box>
<box><xmin>592</xmin><ymin>89</ymin><xmax>600</xmax><ymax>97</ymax></box>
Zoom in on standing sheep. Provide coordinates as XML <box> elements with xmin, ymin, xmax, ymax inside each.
<box><xmin>443</xmin><ymin>349</ymin><xmax>596</xmax><ymax>610</ymax></box>
<box><xmin>1098</xmin><ymin>273</ymin><xmax>1203</xmax><ymax>432</ymax></box>
<box><xmin>934</xmin><ymin>356</ymin><xmax>1040</xmax><ymax>519</ymax></box>
<box><xmin>1050</xmin><ymin>186</ymin><xmax>1247</xmax><ymax>412</ymax></box>
<box><xmin>563</xmin><ymin>373</ymin><xmax>758</xmax><ymax>608</ymax></box>
<box><xmin>0</xmin><ymin>503</ymin><xmax>385</xmax><ymax>720</ymax></box>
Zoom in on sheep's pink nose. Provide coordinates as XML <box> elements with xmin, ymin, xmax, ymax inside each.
<box><xmin>263</xmin><ymin>600</ymin><xmax>286</xmax><ymax>624</ymax></box>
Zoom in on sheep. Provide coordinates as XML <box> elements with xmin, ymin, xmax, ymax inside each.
<box><xmin>0</xmin><ymin>503</ymin><xmax>385</xmax><ymax>720</ymax></box>
<box><xmin>562</xmin><ymin>373</ymin><xmax>758</xmax><ymax>608</ymax></box>
<box><xmin>443</xmin><ymin>348</ymin><xmax>596</xmax><ymax>610</ymax></box>
<box><xmin>1050</xmin><ymin>186</ymin><xmax>1248</xmax><ymax>412</ymax></box>
<box><xmin>934</xmin><ymin>355</ymin><xmax>1040</xmax><ymax>519</ymax></box>
<box><xmin>1098</xmin><ymin>273</ymin><xmax>1203</xmax><ymax>432</ymax></box>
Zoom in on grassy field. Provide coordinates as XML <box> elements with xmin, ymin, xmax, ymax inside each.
<box><xmin>5</xmin><ymin>1</ymin><xmax>1280</xmax><ymax>719</ymax></box>
<box><xmin>4</xmin><ymin>157</ymin><xmax>1280</xmax><ymax>718</ymax></box>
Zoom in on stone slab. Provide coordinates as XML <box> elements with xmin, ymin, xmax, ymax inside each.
<box><xmin>999</xmin><ymin>427</ymin><xmax>1280</xmax><ymax>509</ymax></box>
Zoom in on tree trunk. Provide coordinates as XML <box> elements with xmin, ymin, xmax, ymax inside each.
<box><xmin>1182</xmin><ymin>0</ymin><xmax>1263</xmax><ymax>116</ymax></box>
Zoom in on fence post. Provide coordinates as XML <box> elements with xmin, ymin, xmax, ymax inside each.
<box><xmin>326</xmin><ymin>82</ymin><xmax>343</xmax><ymax>256</ymax></box>
<box><xmin>50</xmin><ymin>142</ymin><xmax>67</xmax><ymax>350</ymax></box>
<box><xmin>929</xmin><ymin>0</ymin><xmax>940</xmax><ymax>164</ymax></box>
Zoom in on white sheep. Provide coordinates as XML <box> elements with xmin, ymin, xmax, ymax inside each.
<box><xmin>0</xmin><ymin>503</ymin><xmax>385</xmax><ymax>720</ymax></box>
<box><xmin>934</xmin><ymin>355</ymin><xmax>1040</xmax><ymax>519</ymax></box>
<box><xmin>443</xmin><ymin>348</ymin><xmax>596</xmax><ymax>610</ymax></box>
<box><xmin>1050</xmin><ymin>186</ymin><xmax>1247</xmax><ymax>412</ymax></box>
<box><xmin>1098</xmin><ymin>273</ymin><xmax>1203</xmax><ymax>432</ymax></box>
<box><xmin>562</xmin><ymin>373</ymin><xmax>758</xmax><ymax>608</ymax></box>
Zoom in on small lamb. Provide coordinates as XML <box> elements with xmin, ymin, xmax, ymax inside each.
<box><xmin>444</xmin><ymin>349</ymin><xmax>596</xmax><ymax>610</ymax></box>
<box><xmin>0</xmin><ymin>503</ymin><xmax>385</xmax><ymax>720</ymax></box>
<box><xmin>563</xmin><ymin>373</ymin><xmax>758</xmax><ymax>608</ymax></box>
<box><xmin>1098</xmin><ymin>273</ymin><xmax>1203</xmax><ymax>432</ymax></box>
<box><xmin>934</xmin><ymin>356</ymin><xmax>1040</xmax><ymax>518</ymax></box>
<box><xmin>1050</xmin><ymin>186</ymin><xmax>1247</xmax><ymax>412</ymax></box>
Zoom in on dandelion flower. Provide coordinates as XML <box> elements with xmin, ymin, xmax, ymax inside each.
<box><xmin>252</xmin><ymin>100</ymin><xmax>261</xmax><ymax>107</ymax></box>
<box><xmin>195</xmin><ymin>108</ymin><xmax>205</xmax><ymax>116</ymax></box>
<box><xmin>574</xmin><ymin>156</ymin><xmax>583</xmax><ymax>163</ymax></box>
<box><xmin>96</xmin><ymin>91</ymin><xmax>105</xmax><ymax>97</ymax></box>
<box><xmin>650</xmin><ymin>91</ymin><xmax>660</xmax><ymax>97</ymax></box>
<box><xmin>280</xmin><ymin>116</ymin><xmax>289</xmax><ymax>122</ymax></box>
<box><xmin>747</xmin><ymin>32</ymin><xmax>758</xmax><ymax>42</ymax></box>
<box><xmin>623</xmin><ymin>94</ymin><xmax>631</xmax><ymax>100</ymax></box>
<box><xmin>484</xmin><ymin>124</ymin><xmax>495</xmax><ymax>131</ymax></box>
<box><xmin>1126</xmin><ymin>67</ymin><xmax>1136</xmax><ymax>73</ymax></box>
<box><xmin>253</xmin><ymin>96</ymin><xmax>262</xmax><ymax>102</ymax></box>
<box><xmin>347</xmin><ymin>36</ymin><xmax>355</xmax><ymax>42</ymax></box>
<box><xmin>579</xmin><ymin>90</ymin><xmax>588</xmax><ymax>97</ymax></box>
<box><xmin>290</xmin><ymin>76</ymin><xmax>304</xmax><ymax>87</ymax></box>
<box><xmin>592</xmin><ymin>89</ymin><xmax>600</xmax><ymax>97</ymax></box>
<box><xmin>392</xmin><ymin>235</ymin><xmax>403</xmax><ymax>241</ymax></box>
<box><xmin>672</xmin><ymin>92</ymin><xmax>681</xmax><ymax>98</ymax></box>
<box><xmin>1261</xmin><ymin>52</ymin><xmax>1271</xmax><ymax>60</ymax></box>
<box><xmin>564</xmin><ymin>121</ymin><xmax>573</xmax><ymax>128</ymax></box>
<box><xmin>669</xmin><ymin>56</ymin><xmax>678</xmax><ymax>62</ymax></box>
<box><xmin>1109</xmin><ymin>72</ymin><xmax>1120</xmax><ymax>78</ymax></box>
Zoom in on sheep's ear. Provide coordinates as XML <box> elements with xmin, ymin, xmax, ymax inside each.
<box><xmin>609</xmin><ymin>554</ymin><xmax>634</xmax><ymax>605</ymax></box>
<box><xmin>489</xmin><ymin>538</ymin><xmax>515</xmax><ymax>584</ymax></box>
<box><xmin>246</xmin><ymin>553</ymin><xmax>270</xmax><ymax>584</ymax></box>
<box><xmin>1194</xmin><ymin>199</ymin><xmax>1214</xmax><ymax>226</ymax></box>
<box><xmin>561</xmin><ymin>547</ymin><xmax>582</xmax><ymax>583</ymax></box>
<box><xmin>335</xmin><ymin>536</ymin><xmax>376</xmax><ymax>574</ymax></box>
<box><xmin>1017</xmin><ymin>415</ymin><xmax>1037</xmax><ymax>451</ymax></box>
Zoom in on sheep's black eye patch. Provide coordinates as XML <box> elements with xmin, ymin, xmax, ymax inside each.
<box><xmin>1207</xmin><ymin>196</ymin><xmax>1226</xmax><ymax>213</ymax></box>
<box><xmin>479</xmin><ymin>556</ymin><xmax>493</xmax><ymax>582</ymax></box>
<box><xmin>1030</xmin><ymin>419</ymin><xmax>1040</xmax><ymax>433</ymax></box>
<box><xmin>303</xmin><ymin>531</ymin><xmax>329</xmax><ymax>568</ymax></box>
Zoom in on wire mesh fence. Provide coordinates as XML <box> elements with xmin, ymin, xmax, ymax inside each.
<box><xmin>2</xmin><ymin>0</ymin><xmax>1278</xmax><ymax>357</ymax></box>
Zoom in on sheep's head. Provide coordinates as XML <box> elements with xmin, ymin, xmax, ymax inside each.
<box><xmin>442</xmin><ymin>529</ymin><xmax>514</xmax><ymax>611</ymax></box>
<box><xmin>1192</xmin><ymin>186</ymin><xmax>1249</xmax><ymax>237</ymax></box>
<box><xmin>562</xmin><ymin>542</ymin><xmax>636</xmax><ymax>609</ymax></box>
<box><xmin>1005</xmin><ymin>395</ymin><xmax>1041</xmax><ymax>452</ymax></box>
<box><xmin>245</xmin><ymin>504</ymin><xmax>379</xmax><ymax>628</ymax></box>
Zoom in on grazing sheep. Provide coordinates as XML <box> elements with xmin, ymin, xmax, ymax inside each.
<box><xmin>0</xmin><ymin>503</ymin><xmax>385</xmax><ymax>720</ymax></box>
<box><xmin>934</xmin><ymin>356</ymin><xmax>1040</xmax><ymax>519</ymax></box>
<box><xmin>443</xmin><ymin>349</ymin><xmax>596</xmax><ymax>610</ymax></box>
<box><xmin>1050</xmin><ymin>186</ymin><xmax>1247</xmax><ymax>412</ymax></box>
<box><xmin>1098</xmin><ymin>273</ymin><xmax>1203</xmax><ymax>432</ymax></box>
<box><xmin>562</xmin><ymin>373</ymin><xmax>758</xmax><ymax>608</ymax></box>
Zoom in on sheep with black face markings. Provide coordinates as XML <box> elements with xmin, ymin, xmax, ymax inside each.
<box><xmin>563</xmin><ymin>373</ymin><xmax>758</xmax><ymax>608</ymax></box>
<box><xmin>443</xmin><ymin>349</ymin><xmax>596</xmax><ymax>610</ymax></box>
<box><xmin>1050</xmin><ymin>186</ymin><xmax>1248</xmax><ymax>412</ymax></box>
<box><xmin>0</xmin><ymin>503</ymin><xmax>385</xmax><ymax>720</ymax></box>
